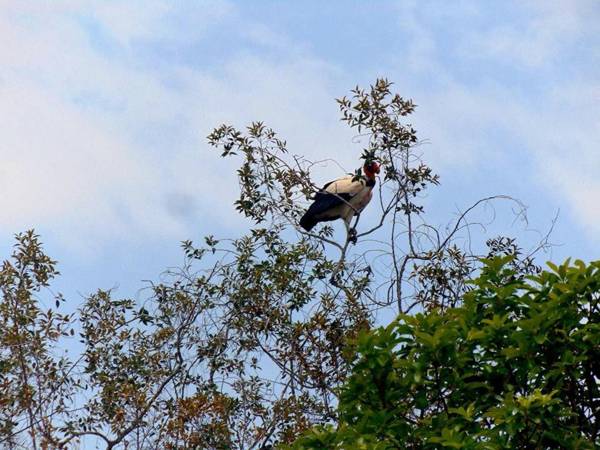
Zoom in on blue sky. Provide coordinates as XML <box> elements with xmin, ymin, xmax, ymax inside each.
<box><xmin>1</xmin><ymin>0</ymin><xmax>599</xmax><ymax>304</ymax></box>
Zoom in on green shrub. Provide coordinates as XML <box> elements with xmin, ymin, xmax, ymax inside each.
<box><xmin>289</xmin><ymin>257</ymin><xmax>600</xmax><ymax>449</ymax></box>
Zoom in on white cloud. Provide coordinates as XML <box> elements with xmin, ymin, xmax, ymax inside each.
<box><xmin>474</xmin><ymin>0</ymin><xmax>598</xmax><ymax>68</ymax></box>
<box><xmin>0</xmin><ymin>3</ymin><xmax>186</xmax><ymax>247</ymax></box>
<box><xmin>1</xmin><ymin>0</ymin><xmax>598</xmax><ymax>257</ymax></box>
<box><xmin>518</xmin><ymin>83</ymin><xmax>600</xmax><ymax>232</ymax></box>
<box><xmin>390</xmin><ymin>0</ymin><xmax>600</xmax><ymax>238</ymax></box>
<box><xmin>0</xmin><ymin>78</ymin><xmax>179</xmax><ymax>241</ymax></box>
<box><xmin>0</xmin><ymin>1</ymin><xmax>355</xmax><ymax>254</ymax></box>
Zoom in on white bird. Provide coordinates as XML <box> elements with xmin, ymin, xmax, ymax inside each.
<box><xmin>299</xmin><ymin>161</ymin><xmax>380</xmax><ymax>242</ymax></box>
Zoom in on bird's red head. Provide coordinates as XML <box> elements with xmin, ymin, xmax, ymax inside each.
<box><xmin>363</xmin><ymin>161</ymin><xmax>380</xmax><ymax>179</ymax></box>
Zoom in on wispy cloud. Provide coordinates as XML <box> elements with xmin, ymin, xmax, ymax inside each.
<box><xmin>0</xmin><ymin>0</ymin><xmax>598</xmax><ymax>259</ymax></box>
<box><xmin>0</xmin><ymin>1</ymin><xmax>354</xmax><ymax>253</ymax></box>
<box><xmin>390</xmin><ymin>0</ymin><xmax>600</xmax><ymax>237</ymax></box>
<box><xmin>472</xmin><ymin>0</ymin><xmax>599</xmax><ymax>69</ymax></box>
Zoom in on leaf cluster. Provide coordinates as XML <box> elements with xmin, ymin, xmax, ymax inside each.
<box><xmin>290</xmin><ymin>257</ymin><xmax>600</xmax><ymax>449</ymax></box>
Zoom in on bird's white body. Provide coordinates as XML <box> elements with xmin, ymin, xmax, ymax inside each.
<box><xmin>320</xmin><ymin>175</ymin><xmax>374</xmax><ymax>225</ymax></box>
<box><xmin>299</xmin><ymin>168</ymin><xmax>377</xmax><ymax>233</ymax></box>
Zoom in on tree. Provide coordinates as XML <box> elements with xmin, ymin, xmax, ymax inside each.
<box><xmin>0</xmin><ymin>231</ymin><xmax>73</xmax><ymax>449</ymax></box>
<box><xmin>289</xmin><ymin>257</ymin><xmax>600</xmax><ymax>449</ymax></box>
<box><xmin>0</xmin><ymin>80</ymin><xmax>546</xmax><ymax>449</ymax></box>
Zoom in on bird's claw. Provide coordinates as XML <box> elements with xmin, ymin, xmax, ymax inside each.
<box><xmin>348</xmin><ymin>228</ymin><xmax>357</xmax><ymax>245</ymax></box>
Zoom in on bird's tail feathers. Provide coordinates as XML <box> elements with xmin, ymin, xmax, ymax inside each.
<box><xmin>299</xmin><ymin>213</ymin><xmax>317</xmax><ymax>231</ymax></box>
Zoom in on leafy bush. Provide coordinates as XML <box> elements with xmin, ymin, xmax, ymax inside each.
<box><xmin>290</xmin><ymin>257</ymin><xmax>600</xmax><ymax>449</ymax></box>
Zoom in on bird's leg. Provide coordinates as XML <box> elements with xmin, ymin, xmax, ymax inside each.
<box><xmin>344</xmin><ymin>220</ymin><xmax>357</xmax><ymax>244</ymax></box>
<box><xmin>348</xmin><ymin>228</ymin><xmax>357</xmax><ymax>244</ymax></box>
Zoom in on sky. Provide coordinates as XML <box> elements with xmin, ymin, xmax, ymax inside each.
<box><xmin>1</xmin><ymin>0</ymin><xmax>599</xmax><ymax>306</ymax></box>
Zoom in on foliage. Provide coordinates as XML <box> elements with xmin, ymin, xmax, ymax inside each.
<box><xmin>290</xmin><ymin>257</ymin><xmax>600</xmax><ymax>449</ymax></box>
<box><xmin>0</xmin><ymin>80</ymin><xmax>549</xmax><ymax>449</ymax></box>
<box><xmin>0</xmin><ymin>231</ymin><xmax>73</xmax><ymax>449</ymax></box>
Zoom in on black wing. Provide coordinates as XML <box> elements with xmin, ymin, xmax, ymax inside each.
<box><xmin>306</xmin><ymin>191</ymin><xmax>352</xmax><ymax>216</ymax></box>
<box><xmin>299</xmin><ymin>191</ymin><xmax>352</xmax><ymax>231</ymax></box>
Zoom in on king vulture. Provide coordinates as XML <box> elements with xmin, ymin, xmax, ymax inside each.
<box><xmin>300</xmin><ymin>161</ymin><xmax>380</xmax><ymax>241</ymax></box>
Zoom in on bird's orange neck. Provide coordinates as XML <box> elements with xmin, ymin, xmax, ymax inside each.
<box><xmin>364</xmin><ymin>167</ymin><xmax>377</xmax><ymax>180</ymax></box>
<box><xmin>363</xmin><ymin>161</ymin><xmax>380</xmax><ymax>180</ymax></box>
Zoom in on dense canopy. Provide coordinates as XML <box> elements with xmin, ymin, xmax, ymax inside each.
<box><xmin>290</xmin><ymin>258</ymin><xmax>600</xmax><ymax>449</ymax></box>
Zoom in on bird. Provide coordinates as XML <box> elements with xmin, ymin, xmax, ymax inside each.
<box><xmin>299</xmin><ymin>160</ymin><xmax>380</xmax><ymax>243</ymax></box>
